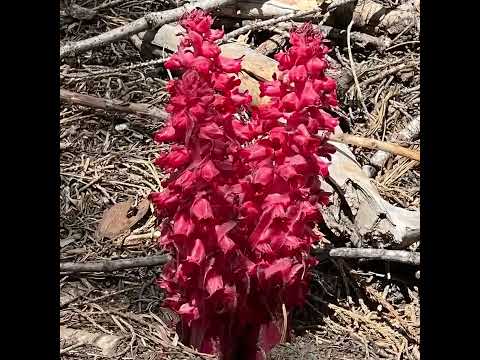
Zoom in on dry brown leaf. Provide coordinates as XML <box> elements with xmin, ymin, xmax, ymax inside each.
<box><xmin>96</xmin><ymin>198</ymin><xmax>150</xmax><ymax>240</ymax></box>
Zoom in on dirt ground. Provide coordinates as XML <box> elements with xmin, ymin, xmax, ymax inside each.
<box><xmin>60</xmin><ymin>1</ymin><xmax>420</xmax><ymax>359</ymax></box>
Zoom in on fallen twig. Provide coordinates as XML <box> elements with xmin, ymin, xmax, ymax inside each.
<box><xmin>60</xmin><ymin>88</ymin><xmax>168</xmax><ymax>121</ymax></box>
<box><xmin>318</xmin><ymin>247</ymin><xmax>420</xmax><ymax>266</ymax></box>
<box><xmin>60</xmin><ymin>342</ymin><xmax>86</xmax><ymax>355</ymax></box>
<box><xmin>385</xmin><ymin>40</ymin><xmax>420</xmax><ymax>52</ymax></box>
<box><xmin>328</xmin><ymin>132</ymin><xmax>420</xmax><ymax>161</ymax></box>
<box><xmin>60</xmin><ymin>0</ymin><xmax>236</xmax><ymax>58</ymax></box>
<box><xmin>60</xmin><ymin>254</ymin><xmax>171</xmax><ymax>273</ymax></box>
<box><xmin>369</xmin><ymin>115</ymin><xmax>420</xmax><ymax>172</ymax></box>
<box><xmin>60</xmin><ymin>89</ymin><xmax>418</xmax><ymax>160</ymax></box>
<box><xmin>362</xmin><ymin>63</ymin><xmax>413</xmax><ymax>88</ymax></box>
<box><xmin>222</xmin><ymin>8</ymin><xmax>322</xmax><ymax>43</ymax></box>
<box><xmin>62</xmin><ymin>58</ymin><xmax>167</xmax><ymax>80</ymax></box>
<box><xmin>60</xmin><ymin>247</ymin><xmax>418</xmax><ymax>274</ymax></box>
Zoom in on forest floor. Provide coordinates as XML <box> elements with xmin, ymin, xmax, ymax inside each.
<box><xmin>60</xmin><ymin>1</ymin><xmax>420</xmax><ymax>359</ymax></box>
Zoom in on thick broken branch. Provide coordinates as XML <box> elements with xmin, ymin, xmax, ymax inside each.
<box><xmin>60</xmin><ymin>88</ymin><xmax>168</xmax><ymax>121</ymax></box>
<box><xmin>256</xmin><ymin>33</ymin><xmax>289</xmax><ymax>56</ymax></box>
<box><xmin>60</xmin><ymin>254</ymin><xmax>171</xmax><ymax>273</ymax></box>
<box><xmin>60</xmin><ymin>0</ymin><xmax>235</xmax><ymax>58</ymax></box>
<box><xmin>328</xmin><ymin>132</ymin><xmax>420</xmax><ymax>161</ymax></box>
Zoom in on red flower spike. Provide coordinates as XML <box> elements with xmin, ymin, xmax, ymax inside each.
<box><xmin>150</xmin><ymin>12</ymin><xmax>338</xmax><ymax>360</ymax></box>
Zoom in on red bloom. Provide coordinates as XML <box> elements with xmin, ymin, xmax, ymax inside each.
<box><xmin>150</xmin><ymin>12</ymin><xmax>338</xmax><ymax>360</ymax></box>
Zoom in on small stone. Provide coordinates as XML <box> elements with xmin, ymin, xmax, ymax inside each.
<box><xmin>115</xmin><ymin>123</ymin><xmax>129</xmax><ymax>131</ymax></box>
<box><xmin>362</xmin><ymin>164</ymin><xmax>377</xmax><ymax>178</ymax></box>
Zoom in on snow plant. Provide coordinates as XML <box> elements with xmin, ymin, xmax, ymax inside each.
<box><xmin>149</xmin><ymin>9</ymin><xmax>339</xmax><ymax>360</ymax></box>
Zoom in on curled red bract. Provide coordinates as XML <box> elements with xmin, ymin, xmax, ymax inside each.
<box><xmin>150</xmin><ymin>11</ymin><xmax>338</xmax><ymax>360</ymax></box>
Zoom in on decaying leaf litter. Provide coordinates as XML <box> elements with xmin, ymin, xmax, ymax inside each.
<box><xmin>60</xmin><ymin>0</ymin><xmax>420</xmax><ymax>359</ymax></box>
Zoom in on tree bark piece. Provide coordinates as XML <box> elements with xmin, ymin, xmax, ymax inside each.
<box><xmin>60</xmin><ymin>0</ymin><xmax>236</xmax><ymax>58</ymax></box>
<box><xmin>60</xmin><ymin>88</ymin><xmax>168</xmax><ymax>121</ymax></box>
<box><xmin>60</xmin><ymin>254</ymin><xmax>171</xmax><ymax>273</ymax></box>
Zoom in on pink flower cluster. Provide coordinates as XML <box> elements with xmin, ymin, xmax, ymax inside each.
<box><xmin>149</xmin><ymin>10</ymin><xmax>338</xmax><ymax>360</ymax></box>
